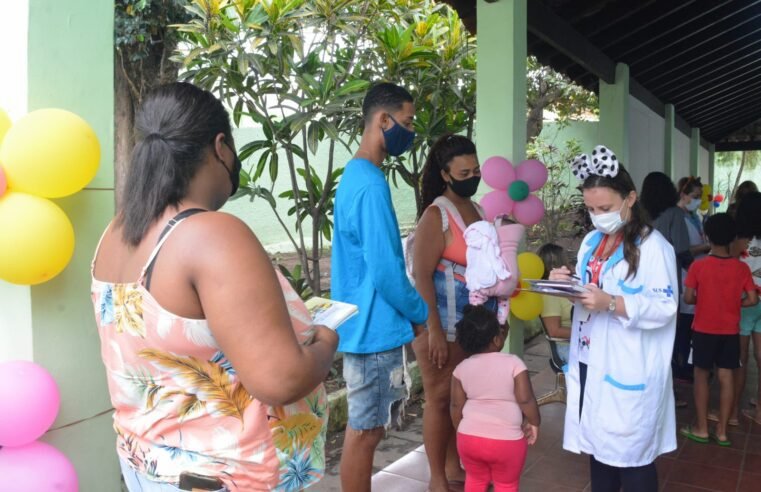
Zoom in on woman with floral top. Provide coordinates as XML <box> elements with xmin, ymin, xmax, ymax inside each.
<box><xmin>91</xmin><ymin>82</ymin><xmax>338</xmax><ymax>491</ymax></box>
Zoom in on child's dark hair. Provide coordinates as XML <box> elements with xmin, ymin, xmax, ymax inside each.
<box><xmin>419</xmin><ymin>134</ymin><xmax>477</xmax><ymax>218</ymax></box>
<box><xmin>582</xmin><ymin>164</ymin><xmax>651</xmax><ymax>279</ymax></box>
<box><xmin>362</xmin><ymin>82</ymin><xmax>413</xmax><ymax>124</ymax></box>
<box><xmin>455</xmin><ymin>305</ymin><xmax>501</xmax><ymax>354</ymax></box>
<box><xmin>703</xmin><ymin>213</ymin><xmax>736</xmax><ymax>247</ymax></box>
<box><xmin>537</xmin><ymin>243</ymin><xmax>567</xmax><ymax>280</ymax></box>
<box><xmin>735</xmin><ymin>191</ymin><xmax>761</xmax><ymax>239</ymax></box>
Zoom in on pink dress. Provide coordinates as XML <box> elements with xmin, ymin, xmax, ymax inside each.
<box><xmin>91</xmin><ymin>218</ymin><xmax>327</xmax><ymax>491</ymax></box>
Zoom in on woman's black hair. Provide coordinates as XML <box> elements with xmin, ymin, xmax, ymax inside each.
<box><xmin>640</xmin><ymin>171</ymin><xmax>678</xmax><ymax>221</ymax></box>
<box><xmin>582</xmin><ymin>164</ymin><xmax>652</xmax><ymax>279</ymax></box>
<box><xmin>676</xmin><ymin>176</ymin><xmax>703</xmax><ymax>197</ymax></box>
<box><xmin>537</xmin><ymin>243</ymin><xmax>567</xmax><ymax>280</ymax></box>
<box><xmin>736</xmin><ymin>191</ymin><xmax>761</xmax><ymax>239</ymax></box>
<box><xmin>116</xmin><ymin>82</ymin><xmax>232</xmax><ymax>246</ymax></box>
<box><xmin>418</xmin><ymin>134</ymin><xmax>477</xmax><ymax>218</ymax></box>
<box><xmin>455</xmin><ymin>304</ymin><xmax>501</xmax><ymax>354</ymax></box>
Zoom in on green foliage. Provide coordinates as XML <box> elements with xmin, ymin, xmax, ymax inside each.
<box><xmin>276</xmin><ymin>263</ymin><xmax>313</xmax><ymax>300</ymax></box>
<box><xmin>527</xmin><ymin>126</ymin><xmax>586</xmax><ymax>245</ymax></box>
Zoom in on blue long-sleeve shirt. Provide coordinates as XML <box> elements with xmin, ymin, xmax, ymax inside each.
<box><xmin>331</xmin><ymin>158</ymin><xmax>428</xmax><ymax>354</ymax></box>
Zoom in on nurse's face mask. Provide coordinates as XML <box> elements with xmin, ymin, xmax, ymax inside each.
<box><xmin>584</xmin><ymin>187</ymin><xmax>633</xmax><ymax>235</ymax></box>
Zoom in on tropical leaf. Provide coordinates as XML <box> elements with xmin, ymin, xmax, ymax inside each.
<box><xmin>138</xmin><ymin>349</ymin><xmax>253</xmax><ymax>422</ymax></box>
<box><xmin>178</xmin><ymin>393</ymin><xmax>207</xmax><ymax>419</ymax></box>
<box><xmin>112</xmin><ymin>285</ymin><xmax>146</xmax><ymax>338</ymax></box>
<box><xmin>269</xmin><ymin>412</ymin><xmax>323</xmax><ymax>452</ymax></box>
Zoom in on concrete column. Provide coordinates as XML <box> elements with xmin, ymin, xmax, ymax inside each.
<box><xmin>599</xmin><ymin>63</ymin><xmax>630</xmax><ymax>167</ymax></box>
<box><xmin>708</xmin><ymin>143</ymin><xmax>716</xmax><ymax>188</ymax></box>
<box><xmin>664</xmin><ymin>104</ymin><xmax>675</xmax><ymax>179</ymax></box>
<box><xmin>476</xmin><ymin>0</ymin><xmax>527</xmax><ymax>356</ymax></box>
<box><xmin>690</xmin><ymin>128</ymin><xmax>700</xmax><ymax>177</ymax></box>
<box><xmin>12</xmin><ymin>1</ymin><xmax>118</xmax><ymax>489</ymax></box>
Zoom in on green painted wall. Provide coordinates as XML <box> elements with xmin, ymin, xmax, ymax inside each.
<box><xmin>27</xmin><ymin>1</ymin><xmax>118</xmax><ymax>490</ymax></box>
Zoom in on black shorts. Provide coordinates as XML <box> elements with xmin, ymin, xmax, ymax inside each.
<box><xmin>691</xmin><ymin>332</ymin><xmax>740</xmax><ymax>370</ymax></box>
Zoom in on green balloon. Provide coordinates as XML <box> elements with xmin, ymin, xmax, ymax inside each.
<box><xmin>508</xmin><ymin>180</ymin><xmax>530</xmax><ymax>201</ymax></box>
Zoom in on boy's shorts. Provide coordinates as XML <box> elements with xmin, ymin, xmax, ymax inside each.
<box><xmin>343</xmin><ymin>347</ymin><xmax>409</xmax><ymax>431</ymax></box>
<box><xmin>692</xmin><ymin>331</ymin><xmax>740</xmax><ymax>370</ymax></box>
<box><xmin>740</xmin><ymin>302</ymin><xmax>761</xmax><ymax>336</ymax></box>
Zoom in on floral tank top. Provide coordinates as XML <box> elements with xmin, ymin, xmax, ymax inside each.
<box><xmin>90</xmin><ymin>217</ymin><xmax>328</xmax><ymax>491</ymax></box>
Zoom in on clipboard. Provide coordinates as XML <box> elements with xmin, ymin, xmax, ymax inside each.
<box><xmin>520</xmin><ymin>279</ymin><xmax>588</xmax><ymax>299</ymax></box>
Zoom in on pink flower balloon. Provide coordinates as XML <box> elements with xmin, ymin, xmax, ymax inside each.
<box><xmin>513</xmin><ymin>194</ymin><xmax>545</xmax><ymax>225</ymax></box>
<box><xmin>481</xmin><ymin>156</ymin><xmax>515</xmax><ymax>190</ymax></box>
<box><xmin>0</xmin><ymin>360</ymin><xmax>60</xmax><ymax>447</ymax></box>
<box><xmin>0</xmin><ymin>441</ymin><xmax>78</xmax><ymax>491</ymax></box>
<box><xmin>480</xmin><ymin>190</ymin><xmax>514</xmax><ymax>221</ymax></box>
<box><xmin>515</xmin><ymin>159</ymin><xmax>548</xmax><ymax>191</ymax></box>
<box><xmin>0</xmin><ymin>166</ymin><xmax>7</xmax><ymax>197</ymax></box>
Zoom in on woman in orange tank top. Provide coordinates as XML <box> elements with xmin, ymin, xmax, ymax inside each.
<box><xmin>411</xmin><ymin>134</ymin><xmax>497</xmax><ymax>492</ymax></box>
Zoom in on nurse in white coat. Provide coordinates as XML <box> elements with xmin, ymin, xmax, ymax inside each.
<box><xmin>551</xmin><ymin>146</ymin><xmax>678</xmax><ymax>492</ymax></box>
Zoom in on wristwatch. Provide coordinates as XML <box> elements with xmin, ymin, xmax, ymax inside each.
<box><xmin>608</xmin><ymin>295</ymin><xmax>617</xmax><ymax>313</ymax></box>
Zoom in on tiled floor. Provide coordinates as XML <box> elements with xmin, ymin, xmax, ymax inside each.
<box><xmin>372</xmin><ymin>351</ymin><xmax>761</xmax><ymax>491</ymax></box>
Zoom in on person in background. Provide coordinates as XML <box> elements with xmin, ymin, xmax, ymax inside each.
<box><xmin>727</xmin><ymin>180</ymin><xmax>758</xmax><ymax>217</ymax></box>
<box><xmin>411</xmin><ymin>134</ymin><xmax>498</xmax><ymax>492</ymax></box>
<box><xmin>640</xmin><ymin>171</ymin><xmax>693</xmax><ymax>388</ymax></box>
<box><xmin>537</xmin><ymin>243</ymin><xmax>572</xmax><ymax>365</ymax></box>
<box><xmin>450</xmin><ymin>305</ymin><xmax>540</xmax><ymax>492</ymax></box>
<box><xmin>552</xmin><ymin>146</ymin><xmax>677</xmax><ymax>491</ymax></box>
<box><xmin>682</xmin><ymin>213</ymin><xmax>758</xmax><ymax>446</ymax></box>
<box><xmin>675</xmin><ymin>176</ymin><xmax>711</xmax><ymax>383</ymax></box>
<box><xmin>91</xmin><ymin>82</ymin><xmax>338</xmax><ymax>491</ymax></box>
<box><xmin>331</xmin><ymin>82</ymin><xmax>429</xmax><ymax>492</ymax></box>
<box><xmin>732</xmin><ymin>192</ymin><xmax>761</xmax><ymax>425</ymax></box>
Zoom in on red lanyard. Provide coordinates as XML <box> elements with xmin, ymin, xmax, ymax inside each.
<box><xmin>589</xmin><ymin>234</ymin><xmax>623</xmax><ymax>286</ymax></box>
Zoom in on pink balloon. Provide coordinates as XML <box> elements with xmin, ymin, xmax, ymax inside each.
<box><xmin>481</xmin><ymin>156</ymin><xmax>516</xmax><ymax>190</ymax></box>
<box><xmin>513</xmin><ymin>194</ymin><xmax>545</xmax><ymax>225</ymax></box>
<box><xmin>0</xmin><ymin>441</ymin><xmax>78</xmax><ymax>491</ymax></box>
<box><xmin>0</xmin><ymin>166</ymin><xmax>6</xmax><ymax>196</ymax></box>
<box><xmin>516</xmin><ymin>159</ymin><xmax>548</xmax><ymax>191</ymax></box>
<box><xmin>0</xmin><ymin>360</ymin><xmax>60</xmax><ymax>447</ymax></box>
<box><xmin>480</xmin><ymin>190</ymin><xmax>514</xmax><ymax>221</ymax></box>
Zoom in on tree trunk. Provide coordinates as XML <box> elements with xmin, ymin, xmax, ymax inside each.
<box><xmin>731</xmin><ymin>151</ymin><xmax>748</xmax><ymax>201</ymax></box>
<box><xmin>114</xmin><ymin>52</ymin><xmax>136</xmax><ymax>209</ymax></box>
<box><xmin>526</xmin><ymin>102</ymin><xmax>544</xmax><ymax>142</ymax></box>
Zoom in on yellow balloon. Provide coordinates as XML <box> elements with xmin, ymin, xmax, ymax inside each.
<box><xmin>0</xmin><ymin>108</ymin><xmax>10</xmax><ymax>143</ymax></box>
<box><xmin>510</xmin><ymin>290</ymin><xmax>544</xmax><ymax>320</ymax></box>
<box><xmin>0</xmin><ymin>191</ymin><xmax>75</xmax><ymax>285</ymax></box>
<box><xmin>699</xmin><ymin>184</ymin><xmax>712</xmax><ymax>211</ymax></box>
<box><xmin>517</xmin><ymin>252</ymin><xmax>544</xmax><ymax>280</ymax></box>
<box><xmin>0</xmin><ymin>108</ymin><xmax>100</xmax><ymax>198</ymax></box>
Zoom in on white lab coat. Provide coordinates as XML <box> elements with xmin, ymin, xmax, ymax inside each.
<box><xmin>563</xmin><ymin>229</ymin><xmax>678</xmax><ymax>467</ymax></box>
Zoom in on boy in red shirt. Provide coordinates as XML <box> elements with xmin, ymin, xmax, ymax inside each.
<box><xmin>681</xmin><ymin>213</ymin><xmax>758</xmax><ymax>446</ymax></box>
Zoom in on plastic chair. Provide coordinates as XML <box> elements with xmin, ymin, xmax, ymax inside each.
<box><xmin>536</xmin><ymin>316</ymin><xmax>567</xmax><ymax>406</ymax></box>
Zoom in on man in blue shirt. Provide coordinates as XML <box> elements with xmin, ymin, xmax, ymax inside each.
<box><xmin>333</xmin><ymin>82</ymin><xmax>428</xmax><ymax>492</ymax></box>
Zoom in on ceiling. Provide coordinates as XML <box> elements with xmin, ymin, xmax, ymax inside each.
<box><xmin>441</xmin><ymin>0</ymin><xmax>761</xmax><ymax>144</ymax></box>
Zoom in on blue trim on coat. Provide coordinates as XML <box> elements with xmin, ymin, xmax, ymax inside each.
<box><xmin>617</xmin><ymin>279</ymin><xmax>644</xmax><ymax>294</ymax></box>
<box><xmin>604</xmin><ymin>374</ymin><xmax>646</xmax><ymax>391</ymax></box>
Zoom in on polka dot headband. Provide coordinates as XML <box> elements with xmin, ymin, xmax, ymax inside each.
<box><xmin>570</xmin><ymin>145</ymin><xmax>619</xmax><ymax>180</ymax></box>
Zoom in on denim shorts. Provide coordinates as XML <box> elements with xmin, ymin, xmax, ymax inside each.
<box><xmin>433</xmin><ymin>269</ymin><xmax>496</xmax><ymax>342</ymax></box>
<box><xmin>740</xmin><ymin>302</ymin><xmax>761</xmax><ymax>336</ymax></box>
<box><xmin>343</xmin><ymin>346</ymin><xmax>408</xmax><ymax>431</ymax></box>
<box><xmin>120</xmin><ymin>458</ymin><xmax>227</xmax><ymax>492</ymax></box>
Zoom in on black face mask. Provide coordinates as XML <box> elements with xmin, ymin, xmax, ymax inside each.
<box><xmin>221</xmin><ymin>141</ymin><xmax>242</xmax><ymax>196</ymax></box>
<box><xmin>447</xmin><ymin>174</ymin><xmax>481</xmax><ymax>198</ymax></box>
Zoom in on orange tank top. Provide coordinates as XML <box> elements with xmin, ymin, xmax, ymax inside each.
<box><xmin>441</xmin><ymin>210</ymin><xmax>468</xmax><ymax>266</ymax></box>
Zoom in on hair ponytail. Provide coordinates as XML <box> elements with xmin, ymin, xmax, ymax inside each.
<box><xmin>116</xmin><ymin>82</ymin><xmax>232</xmax><ymax>246</ymax></box>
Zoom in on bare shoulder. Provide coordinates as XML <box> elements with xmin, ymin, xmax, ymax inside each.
<box><xmin>173</xmin><ymin>211</ymin><xmax>266</xmax><ymax>265</ymax></box>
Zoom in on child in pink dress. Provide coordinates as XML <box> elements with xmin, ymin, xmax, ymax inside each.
<box><xmin>450</xmin><ymin>305</ymin><xmax>541</xmax><ymax>492</ymax></box>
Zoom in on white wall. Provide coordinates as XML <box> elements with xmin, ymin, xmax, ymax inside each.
<box><xmin>0</xmin><ymin>0</ymin><xmax>33</xmax><ymax>362</ymax></box>
<box><xmin>699</xmin><ymin>145</ymin><xmax>710</xmax><ymax>181</ymax></box>
<box><xmin>673</xmin><ymin>129</ymin><xmax>691</xmax><ymax>181</ymax></box>
<box><xmin>628</xmin><ymin>95</ymin><xmax>665</xmax><ymax>190</ymax></box>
